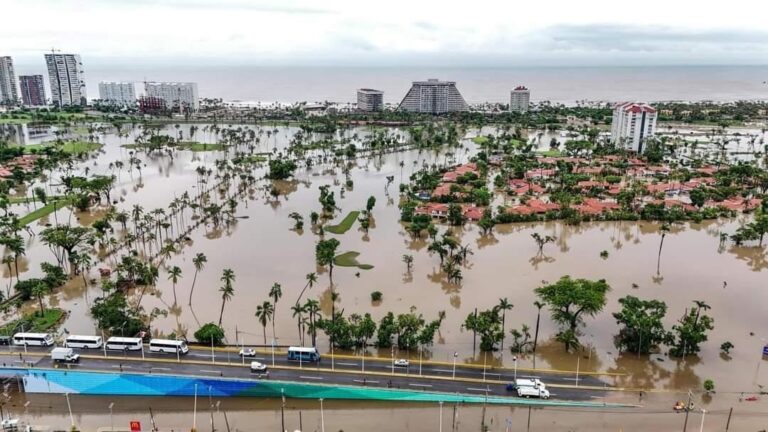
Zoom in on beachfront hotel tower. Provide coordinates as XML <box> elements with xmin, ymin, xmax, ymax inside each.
<box><xmin>145</xmin><ymin>82</ymin><xmax>199</xmax><ymax>111</ymax></box>
<box><xmin>510</xmin><ymin>85</ymin><xmax>530</xmax><ymax>113</ymax></box>
<box><xmin>611</xmin><ymin>102</ymin><xmax>658</xmax><ymax>153</ymax></box>
<box><xmin>99</xmin><ymin>81</ymin><xmax>137</xmax><ymax>106</ymax></box>
<box><xmin>19</xmin><ymin>75</ymin><xmax>46</xmax><ymax>106</ymax></box>
<box><xmin>357</xmin><ymin>88</ymin><xmax>384</xmax><ymax>112</ymax></box>
<box><xmin>0</xmin><ymin>56</ymin><xmax>19</xmax><ymax>105</ymax></box>
<box><xmin>45</xmin><ymin>53</ymin><xmax>87</xmax><ymax>106</ymax></box>
<box><xmin>398</xmin><ymin>79</ymin><xmax>468</xmax><ymax>114</ymax></box>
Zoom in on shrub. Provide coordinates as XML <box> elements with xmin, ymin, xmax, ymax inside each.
<box><xmin>703</xmin><ymin>379</ymin><xmax>715</xmax><ymax>393</ymax></box>
<box><xmin>194</xmin><ymin>323</ymin><xmax>225</xmax><ymax>345</ymax></box>
<box><xmin>371</xmin><ymin>291</ymin><xmax>383</xmax><ymax>302</ymax></box>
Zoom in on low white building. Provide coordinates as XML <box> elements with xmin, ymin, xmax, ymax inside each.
<box><xmin>145</xmin><ymin>82</ymin><xmax>199</xmax><ymax>111</ymax></box>
<box><xmin>98</xmin><ymin>81</ymin><xmax>136</xmax><ymax>106</ymax></box>
<box><xmin>611</xmin><ymin>102</ymin><xmax>658</xmax><ymax>153</ymax></box>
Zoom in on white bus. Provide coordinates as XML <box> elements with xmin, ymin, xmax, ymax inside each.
<box><xmin>287</xmin><ymin>346</ymin><xmax>320</xmax><ymax>362</ymax></box>
<box><xmin>13</xmin><ymin>333</ymin><xmax>54</xmax><ymax>347</ymax></box>
<box><xmin>105</xmin><ymin>337</ymin><xmax>143</xmax><ymax>351</ymax></box>
<box><xmin>65</xmin><ymin>335</ymin><xmax>103</xmax><ymax>349</ymax></box>
<box><xmin>148</xmin><ymin>339</ymin><xmax>189</xmax><ymax>354</ymax></box>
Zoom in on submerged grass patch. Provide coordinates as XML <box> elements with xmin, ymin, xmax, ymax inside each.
<box><xmin>18</xmin><ymin>197</ymin><xmax>72</xmax><ymax>226</ymax></box>
<box><xmin>0</xmin><ymin>308</ymin><xmax>66</xmax><ymax>334</ymax></box>
<box><xmin>334</xmin><ymin>251</ymin><xmax>374</xmax><ymax>270</ymax></box>
<box><xmin>22</xmin><ymin>141</ymin><xmax>102</xmax><ymax>154</ymax></box>
<box><xmin>325</xmin><ymin>211</ymin><xmax>360</xmax><ymax>234</ymax></box>
<box><xmin>122</xmin><ymin>141</ymin><xmax>228</xmax><ymax>152</ymax></box>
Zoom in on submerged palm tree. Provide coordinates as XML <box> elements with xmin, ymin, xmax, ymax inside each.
<box><xmin>269</xmin><ymin>282</ymin><xmax>282</xmax><ymax>338</ymax></box>
<box><xmin>218</xmin><ymin>269</ymin><xmax>235</xmax><ymax>326</ymax></box>
<box><xmin>188</xmin><ymin>252</ymin><xmax>207</xmax><ymax>306</ymax></box>
<box><xmin>255</xmin><ymin>301</ymin><xmax>274</xmax><ymax>345</ymax></box>
<box><xmin>168</xmin><ymin>266</ymin><xmax>182</xmax><ymax>305</ymax></box>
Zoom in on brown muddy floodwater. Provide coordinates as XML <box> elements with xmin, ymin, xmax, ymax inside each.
<box><xmin>4</xmin><ymin>123</ymin><xmax>768</xmax><ymax>402</ymax></box>
<box><xmin>4</xmin><ymin>390</ymin><xmax>768</xmax><ymax>431</ymax></box>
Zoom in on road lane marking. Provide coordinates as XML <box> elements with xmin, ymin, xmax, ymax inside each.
<box><xmin>409</xmin><ymin>383</ymin><xmax>432</xmax><ymax>388</ymax></box>
<box><xmin>151</xmin><ymin>367</ymin><xmax>171</xmax><ymax>371</ymax></box>
<box><xmin>337</xmin><ymin>362</ymin><xmax>358</xmax><ymax>366</ymax></box>
<box><xmin>466</xmin><ymin>387</ymin><xmax>492</xmax><ymax>392</ymax></box>
<box><xmin>353</xmin><ymin>379</ymin><xmax>379</xmax><ymax>384</ymax></box>
<box><xmin>110</xmin><ymin>365</ymin><xmax>132</xmax><ymax>369</ymax></box>
<box><xmin>431</xmin><ymin>369</ymin><xmax>453</xmax><ymax>373</ymax></box>
<box><xmin>199</xmin><ymin>369</ymin><xmax>221</xmax><ymax>374</ymax></box>
<box><xmin>299</xmin><ymin>376</ymin><xmax>323</xmax><ymax>380</ymax></box>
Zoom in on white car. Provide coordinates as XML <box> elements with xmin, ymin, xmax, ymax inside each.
<box><xmin>250</xmin><ymin>361</ymin><xmax>268</xmax><ymax>372</ymax></box>
<box><xmin>393</xmin><ymin>359</ymin><xmax>410</xmax><ymax>367</ymax></box>
<box><xmin>239</xmin><ymin>348</ymin><xmax>257</xmax><ymax>357</ymax></box>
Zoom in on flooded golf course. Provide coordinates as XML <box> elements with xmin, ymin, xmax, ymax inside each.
<box><xmin>2</xmin><ymin>121</ymin><xmax>768</xmax><ymax>417</ymax></box>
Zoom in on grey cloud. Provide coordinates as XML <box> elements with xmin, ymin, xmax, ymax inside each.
<box><xmin>97</xmin><ymin>0</ymin><xmax>335</xmax><ymax>14</ymax></box>
<box><xmin>537</xmin><ymin>24</ymin><xmax>768</xmax><ymax>52</ymax></box>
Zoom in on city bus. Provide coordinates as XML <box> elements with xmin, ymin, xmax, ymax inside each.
<box><xmin>12</xmin><ymin>333</ymin><xmax>54</xmax><ymax>347</ymax></box>
<box><xmin>65</xmin><ymin>335</ymin><xmax>103</xmax><ymax>349</ymax></box>
<box><xmin>105</xmin><ymin>337</ymin><xmax>143</xmax><ymax>351</ymax></box>
<box><xmin>287</xmin><ymin>346</ymin><xmax>320</xmax><ymax>362</ymax></box>
<box><xmin>148</xmin><ymin>339</ymin><xmax>189</xmax><ymax>354</ymax></box>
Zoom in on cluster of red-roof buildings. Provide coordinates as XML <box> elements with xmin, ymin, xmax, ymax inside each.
<box><xmin>0</xmin><ymin>155</ymin><xmax>38</xmax><ymax>178</ymax></box>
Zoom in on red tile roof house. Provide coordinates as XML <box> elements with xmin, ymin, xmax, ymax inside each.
<box><xmin>525</xmin><ymin>168</ymin><xmax>556</xmax><ymax>179</ymax></box>
<box><xmin>415</xmin><ymin>202</ymin><xmax>450</xmax><ymax>218</ymax></box>
<box><xmin>573</xmin><ymin>166</ymin><xmax>604</xmax><ymax>175</ymax></box>
<box><xmin>0</xmin><ymin>168</ymin><xmax>13</xmax><ymax>178</ymax></box>
<box><xmin>648</xmin><ymin>199</ymin><xmax>697</xmax><ymax>213</ymax></box>
<box><xmin>461</xmin><ymin>205</ymin><xmax>485</xmax><ymax>221</ymax></box>
<box><xmin>441</xmin><ymin>163</ymin><xmax>479</xmax><ymax>182</ymax></box>
<box><xmin>526</xmin><ymin>199</ymin><xmax>560</xmax><ymax>213</ymax></box>
<box><xmin>576</xmin><ymin>180</ymin><xmax>609</xmax><ymax>190</ymax></box>
<box><xmin>705</xmin><ymin>197</ymin><xmax>763</xmax><ymax>212</ymax></box>
<box><xmin>508</xmin><ymin>179</ymin><xmax>545</xmax><ymax>196</ymax></box>
<box><xmin>572</xmin><ymin>198</ymin><xmax>621</xmax><ymax>215</ymax></box>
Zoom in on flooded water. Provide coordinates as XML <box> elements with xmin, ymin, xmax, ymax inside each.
<box><xmin>3</xmin><ymin>122</ymin><xmax>768</xmax><ymax>401</ymax></box>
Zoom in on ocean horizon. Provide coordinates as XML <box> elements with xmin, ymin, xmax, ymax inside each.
<box><xmin>14</xmin><ymin>64</ymin><xmax>768</xmax><ymax>105</ymax></box>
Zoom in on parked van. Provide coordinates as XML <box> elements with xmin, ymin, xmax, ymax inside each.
<box><xmin>12</xmin><ymin>333</ymin><xmax>54</xmax><ymax>347</ymax></box>
<box><xmin>51</xmin><ymin>347</ymin><xmax>80</xmax><ymax>363</ymax></box>
<box><xmin>517</xmin><ymin>385</ymin><xmax>550</xmax><ymax>399</ymax></box>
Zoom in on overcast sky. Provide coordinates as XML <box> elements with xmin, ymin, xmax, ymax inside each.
<box><xmin>4</xmin><ymin>0</ymin><xmax>768</xmax><ymax>67</ymax></box>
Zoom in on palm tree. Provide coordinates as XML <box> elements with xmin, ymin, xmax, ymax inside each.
<box><xmin>657</xmin><ymin>223</ymin><xmax>670</xmax><ymax>274</ymax></box>
<box><xmin>269</xmin><ymin>282</ymin><xmax>282</xmax><ymax>338</ymax></box>
<box><xmin>189</xmin><ymin>253</ymin><xmax>207</xmax><ymax>305</ymax></box>
<box><xmin>255</xmin><ymin>301</ymin><xmax>274</xmax><ymax>345</ymax></box>
<box><xmin>304</xmin><ymin>299</ymin><xmax>320</xmax><ymax>346</ymax></box>
<box><xmin>218</xmin><ymin>269</ymin><xmax>236</xmax><ymax>326</ymax></box>
<box><xmin>533</xmin><ymin>301</ymin><xmax>545</xmax><ymax>355</ymax></box>
<box><xmin>74</xmin><ymin>252</ymin><xmax>93</xmax><ymax>288</ymax></box>
<box><xmin>291</xmin><ymin>303</ymin><xmax>306</xmax><ymax>345</ymax></box>
<box><xmin>295</xmin><ymin>272</ymin><xmax>317</xmax><ymax>306</ymax></box>
<box><xmin>498</xmin><ymin>298</ymin><xmax>513</xmax><ymax>350</ymax></box>
<box><xmin>32</xmin><ymin>281</ymin><xmax>47</xmax><ymax>316</ymax></box>
<box><xmin>168</xmin><ymin>266</ymin><xmax>182</xmax><ymax>305</ymax></box>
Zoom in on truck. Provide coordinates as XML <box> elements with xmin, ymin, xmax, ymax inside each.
<box><xmin>517</xmin><ymin>385</ymin><xmax>550</xmax><ymax>399</ymax></box>
<box><xmin>505</xmin><ymin>378</ymin><xmax>547</xmax><ymax>392</ymax></box>
<box><xmin>51</xmin><ymin>347</ymin><xmax>80</xmax><ymax>363</ymax></box>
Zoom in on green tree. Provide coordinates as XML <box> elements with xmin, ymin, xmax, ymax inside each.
<box><xmin>670</xmin><ymin>301</ymin><xmax>714</xmax><ymax>358</ymax></box>
<box><xmin>612</xmin><ymin>296</ymin><xmax>672</xmax><ymax>355</ymax></box>
<box><xmin>218</xmin><ymin>269</ymin><xmax>235</xmax><ymax>326</ymax></box>
<box><xmin>463</xmin><ymin>307</ymin><xmax>504</xmax><ymax>351</ymax></box>
<box><xmin>531</xmin><ymin>232</ymin><xmax>556</xmax><ymax>255</ymax></box>
<box><xmin>188</xmin><ymin>252</ymin><xmax>207</xmax><ymax>306</ymax></box>
<box><xmin>366</xmin><ymin>196</ymin><xmax>376</xmax><ymax>212</ymax></box>
<box><xmin>447</xmin><ymin>203</ymin><xmax>465</xmax><ymax>226</ymax></box>
<box><xmin>478</xmin><ymin>208</ymin><xmax>496</xmax><ymax>235</ymax></box>
<box><xmin>194</xmin><ymin>323</ymin><xmax>225</xmax><ymax>345</ymax></box>
<box><xmin>498</xmin><ymin>298</ymin><xmax>514</xmax><ymax>350</ymax></box>
<box><xmin>534</xmin><ymin>276</ymin><xmax>611</xmax><ymax>351</ymax></box>
<box><xmin>32</xmin><ymin>281</ymin><xmax>48</xmax><ymax>315</ymax></box>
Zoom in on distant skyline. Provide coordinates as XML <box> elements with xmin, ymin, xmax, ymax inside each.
<box><xmin>3</xmin><ymin>0</ymin><xmax>768</xmax><ymax>68</ymax></box>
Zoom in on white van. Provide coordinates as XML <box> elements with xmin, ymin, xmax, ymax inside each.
<box><xmin>515</xmin><ymin>378</ymin><xmax>546</xmax><ymax>389</ymax></box>
<box><xmin>13</xmin><ymin>333</ymin><xmax>54</xmax><ymax>346</ymax></box>
<box><xmin>105</xmin><ymin>337</ymin><xmax>143</xmax><ymax>351</ymax></box>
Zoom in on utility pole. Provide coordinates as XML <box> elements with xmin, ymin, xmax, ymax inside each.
<box><xmin>280</xmin><ymin>389</ymin><xmax>285</xmax><ymax>432</ymax></box>
<box><xmin>682</xmin><ymin>390</ymin><xmax>693</xmax><ymax>432</ymax></box>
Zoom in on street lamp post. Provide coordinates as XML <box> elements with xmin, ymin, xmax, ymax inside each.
<box><xmin>193</xmin><ymin>383</ymin><xmax>198</xmax><ymax>432</ymax></box>
<box><xmin>699</xmin><ymin>409</ymin><xmax>707</xmax><ymax>432</ymax></box>
<box><xmin>319</xmin><ymin>398</ymin><xmax>325</xmax><ymax>432</ymax></box>
<box><xmin>65</xmin><ymin>393</ymin><xmax>74</xmax><ymax>429</ymax></box>
<box><xmin>513</xmin><ymin>356</ymin><xmax>518</xmax><ymax>381</ymax></box>
<box><xmin>452</xmin><ymin>352</ymin><xmax>458</xmax><ymax>379</ymax></box>
<box><xmin>438</xmin><ymin>401</ymin><xmax>443</xmax><ymax>432</ymax></box>
<box><xmin>108</xmin><ymin>402</ymin><xmax>114</xmax><ymax>432</ymax></box>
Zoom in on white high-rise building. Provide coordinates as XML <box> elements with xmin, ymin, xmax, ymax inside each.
<box><xmin>398</xmin><ymin>79</ymin><xmax>468</xmax><ymax>114</ymax></box>
<box><xmin>510</xmin><ymin>85</ymin><xmax>530</xmax><ymax>113</ymax></box>
<box><xmin>357</xmin><ymin>88</ymin><xmax>384</xmax><ymax>112</ymax></box>
<box><xmin>145</xmin><ymin>82</ymin><xmax>199</xmax><ymax>111</ymax></box>
<box><xmin>98</xmin><ymin>82</ymin><xmax>136</xmax><ymax>106</ymax></box>
<box><xmin>611</xmin><ymin>102</ymin><xmax>658</xmax><ymax>153</ymax></box>
<box><xmin>45</xmin><ymin>53</ymin><xmax>87</xmax><ymax>106</ymax></box>
<box><xmin>0</xmin><ymin>56</ymin><xmax>19</xmax><ymax>105</ymax></box>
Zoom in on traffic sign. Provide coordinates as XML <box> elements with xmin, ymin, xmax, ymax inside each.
<box><xmin>130</xmin><ymin>420</ymin><xmax>141</xmax><ymax>431</ymax></box>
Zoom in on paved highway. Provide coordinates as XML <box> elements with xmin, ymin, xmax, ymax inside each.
<box><xmin>0</xmin><ymin>344</ymin><xmax>613</xmax><ymax>402</ymax></box>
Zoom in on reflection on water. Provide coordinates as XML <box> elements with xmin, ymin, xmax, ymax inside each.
<box><xmin>3</xmin><ymin>123</ymin><xmax>768</xmax><ymax>395</ymax></box>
